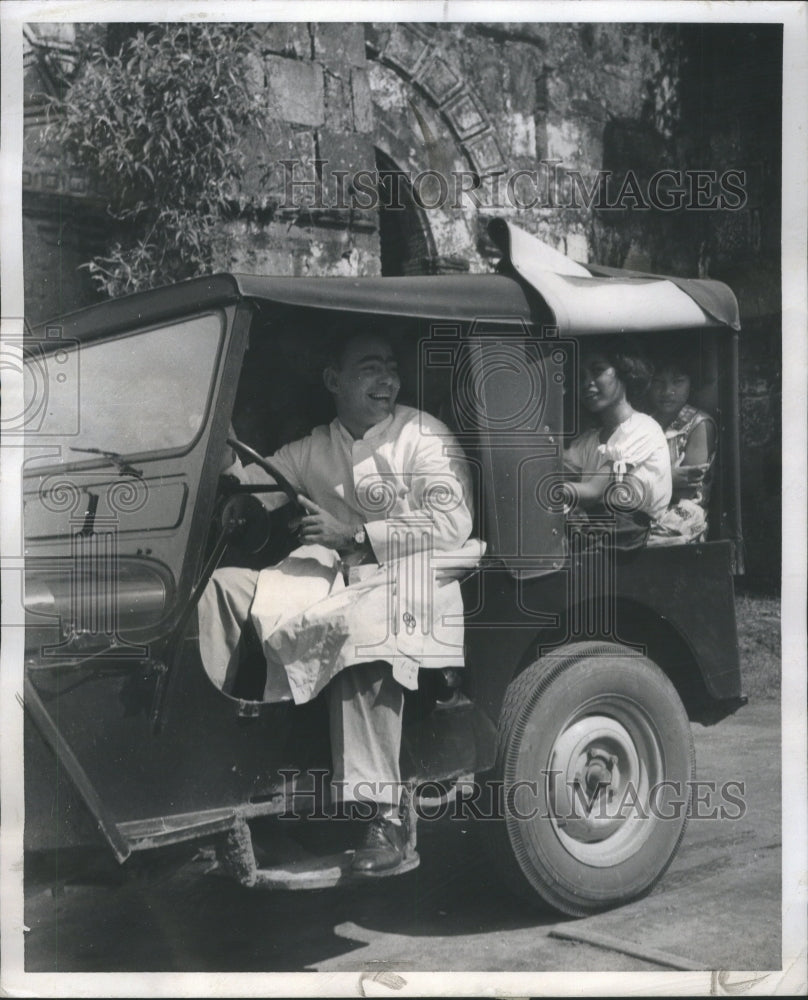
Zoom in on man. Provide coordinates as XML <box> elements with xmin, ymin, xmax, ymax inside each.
<box><xmin>198</xmin><ymin>332</ymin><xmax>478</xmax><ymax>874</ymax></box>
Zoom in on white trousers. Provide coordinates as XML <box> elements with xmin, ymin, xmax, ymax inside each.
<box><xmin>197</xmin><ymin>567</ymin><xmax>404</xmax><ymax>808</ymax></box>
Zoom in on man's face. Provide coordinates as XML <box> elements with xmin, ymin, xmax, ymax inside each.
<box><xmin>324</xmin><ymin>334</ymin><xmax>401</xmax><ymax>436</ymax></box>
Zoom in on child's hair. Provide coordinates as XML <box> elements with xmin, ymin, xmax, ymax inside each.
<box><xmin>650</xmin><ymin>348</ymin><xmax>702</xmax><ymax>391</ymax></box>
<box><xmin>594</xmin><ymin>335</ymin><xmax>654</xmax><ymax>397</ymax></box>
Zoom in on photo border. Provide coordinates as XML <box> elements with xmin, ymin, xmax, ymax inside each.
<box><xmin>1</xmin><ymin>2</ymin><xmax>805</xmax><ymax>996</ymax></box>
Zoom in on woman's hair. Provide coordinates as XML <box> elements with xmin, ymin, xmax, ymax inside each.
<box><xmin>589</xmin><ymin>336</ymin><xmax>654</xmax><ymax>398</ymax></box>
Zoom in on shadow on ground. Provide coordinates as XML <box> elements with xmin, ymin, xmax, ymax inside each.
<box><xmin>24</xmin><ymin>814</ymin><xmax>555</xmax><ymax>972</ymax></box>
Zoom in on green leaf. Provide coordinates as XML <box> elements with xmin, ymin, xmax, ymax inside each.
<box><xmin>51</xmin><ymin>21</ymin><xmax>270</xmax><ymax>295</ymax></box>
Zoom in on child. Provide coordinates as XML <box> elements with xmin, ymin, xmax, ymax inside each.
<box><xmin>646</xmin><ymin>354</ymin><xmax>717</xmax><ymax>545</ymax></box>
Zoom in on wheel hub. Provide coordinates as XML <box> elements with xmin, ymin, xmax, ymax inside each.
<box><xmin>546</xmin><ymin>709</ymin><xmax>661</xmax><ymax>867</ymax></box>
<box><xmin>582</xmin><ymin>748</ymin><xmax>615</xmax><ymax>798</ymax></box>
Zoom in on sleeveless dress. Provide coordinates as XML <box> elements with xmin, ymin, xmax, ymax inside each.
<box><xmin>647</xmin><ymin>405</ymin><xmax>717</xmax><ymax>546</ymax></box>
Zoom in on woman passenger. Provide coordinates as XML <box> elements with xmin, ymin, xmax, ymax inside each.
<box><xmin>563</xmin><ymin>337</ymin><xmax>671</xmax><ymax>547</ymax></box>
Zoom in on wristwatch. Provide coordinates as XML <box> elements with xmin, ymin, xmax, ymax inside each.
<box><xmin>354</xmin><ymin>525</ymin><xmax>367</xmax><ymax>546</ymax></box>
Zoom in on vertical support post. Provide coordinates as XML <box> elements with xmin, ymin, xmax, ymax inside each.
<box><xmin>566</xmin><ymin>514</ymin><xmax>619</xmax><ymax>642</ymax></box>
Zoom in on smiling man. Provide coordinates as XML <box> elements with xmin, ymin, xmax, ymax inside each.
<box><xmin>198</xmin><ymin>332</ymin><xmax>477</xmax><ymax>874</ymax></box>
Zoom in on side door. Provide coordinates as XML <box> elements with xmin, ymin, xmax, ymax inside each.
<box><xmin>22</xmin><ymin>299</ymin><xmax>254</xmax><ymax>852</ymax></box>
<box><xmin>23</xmin><ymin>301</ymin><xmax>251</xmax><ymax>662</ymax></box>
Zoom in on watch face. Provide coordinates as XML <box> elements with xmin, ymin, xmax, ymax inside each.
<box><xmin>355</xmin><ymin>528</ymin><xmax>366</xmax><ymax>544</ymax></box>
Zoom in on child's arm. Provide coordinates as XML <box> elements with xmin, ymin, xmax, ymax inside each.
<box><xmin>673</xmin><ymin>419</ymin><xmax>716</xmax><ymax>492</ymax></box>
<box><xmin>683</xmin><ymin>419</ymin><xmax>716</xmax><ymax>467</ymax></box>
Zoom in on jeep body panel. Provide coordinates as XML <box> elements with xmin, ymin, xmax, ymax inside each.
<box><xmin>23</xmin><ymin>263</ymin><xmax>744</xmax><ymax>861</ymax></box>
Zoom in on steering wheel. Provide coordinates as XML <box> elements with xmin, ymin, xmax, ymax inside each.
<box><xmin>226</xmin><ymin>437</ymin><xmax>304</xmax><ymax>509</ymax></box>
<box><xmin>215</xmin><ymin>437</ymin><xmax>307</xmax><ymax>559</ymax></box>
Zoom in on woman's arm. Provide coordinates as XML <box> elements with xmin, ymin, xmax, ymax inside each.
<box><xmin>563</xmin><ymin>431</ymin><xmax>617</xmax><ymax>509</ymax></box>
<box><xmin>567</xmin><ymin>474</ymin><xmax>609</xmax><ymax>508</ymax></box>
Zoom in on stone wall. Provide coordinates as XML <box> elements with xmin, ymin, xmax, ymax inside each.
<box><xmin>23</xmin><ymin>22</ymin><xmax>778</xmax><ymax>296</ymax></box>
<box><xmin>223</xmin><ymin>23</ymin><xmax>382</xmax><ymax>278</ymax></box>
<box><xmin>21</xmin><ymin>21</ymin><xmax>782</xmax><ymax>584</ymax></box>
<box><xmin>215</xmin><ymin>22</ymin><xmax>698</xmax><ymax>279</ymax></box>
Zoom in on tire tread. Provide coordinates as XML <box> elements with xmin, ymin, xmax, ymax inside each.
<box><xmin>481</xmin><ymin>642</ymin><xmax>694</xmax><ymax>917</ymax></box>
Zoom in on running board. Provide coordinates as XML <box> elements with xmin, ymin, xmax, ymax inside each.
<box><xmin>216</xmin><ymin>795</ymin><xmax>420</xmax><ymax>890</ymax></box>
<box><xmin>221</xmin><ymin>841</ymin><xmax>420</xmax><ymax>890</ymax></box>
<box><xmin>119</xmin><ymin>808</ymin><xmax>237</xmax><ymax>851</ymax></box>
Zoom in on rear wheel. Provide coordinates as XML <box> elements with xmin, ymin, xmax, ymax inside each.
<box><xmin>483</xmin><ymin>641</ymin><xmax>695</xmax><ymax>917</ymax></box>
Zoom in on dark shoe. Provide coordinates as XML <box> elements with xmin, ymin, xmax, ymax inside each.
<box><xmin>351</xmin><ymin>815</ymin><xmax>408</xmax><ymax>874</ymax></box>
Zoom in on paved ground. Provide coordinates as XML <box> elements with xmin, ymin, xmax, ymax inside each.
<box><xmin>23</xmin><ymin>700</ymin><xmax>781</xmax><ymax>975</ymax></box>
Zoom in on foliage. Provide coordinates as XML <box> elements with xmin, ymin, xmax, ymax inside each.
<box><xmin>734</xmin><ymin>591</ymin><xmax>780</xmax><ymax>700</ymax></box>
<box><xmin>48</xmin><ymin>24</ymin><xmax>267</xmax><ymax>297</ymax></box>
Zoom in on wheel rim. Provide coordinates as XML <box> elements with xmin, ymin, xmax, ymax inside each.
<box><xmin>543</xmin><ymin>696</ymin><xmax>665</xmax><ymax>868</ymax></box>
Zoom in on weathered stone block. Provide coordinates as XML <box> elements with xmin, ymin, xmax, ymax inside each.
<box><xmin>546</xmin><ymin>119</ymin><xmax>588</xmax><ymax>169</ymax></box>
<box><xmin>228</xmin><ymin>219</ymin><xmax>380</xmax><ymax>280</ymax></box>
<box><xmin>443</xmin><ymin>91</ymin><xmax>488</xmax><ymax>139</ymax></box>
<box><xmin>324</xmin><ymin>68</ymin><xmax>353</xmax><ymax>132</ymax></box>
<box><xmin>366</xmin><ymin>59</ymin><xmax>410</xmax><ymax>115</ymax></box>
<box><xmin>265</xmin><ymin>55</ymin><xmax>324</xmax><ymax>127</ymax></box>
<box><xmin>317</xmin><ymin>129</ymin><xmax>376</xmax><ymax>180</ymax></box>
<box><xmin>463</xmin><ymin>44</ymin><xmax>508</xmax><ymax>119</ymax></box>
<box><xmin>254</xmin><ymin>23</ymin><xmax>311</xmax><ymax>60</ymax></box>
<box><xmin>502</xmin><ymin>46</ymin><xmax>545</xmax><ymax>116</ymax></box>
<box><xmin>242</xmin><ymin>51</ymin><xmax>265</xmax><ymax>96</ymax></box>
<box><xmin>274</xmin><ymin>129</ymin><xmax>322</xmax><ymax>210</ymax></box>
<box><xmin>283</xmin><ymin>126</ymin><xmax>318</xmax><ymax>164</ymax></box>
<box><xmin>505</xmin><ymin>111</ymin><xmax>536</xmax><ymax>159</ymax></box>
<box><xmin>313</xmin><ymin>24</ymin><xmax>366</xmax><ymax>66</ymax></box>
<box><xmin>231</xmin><ymin>124</ymin><xmax>271</xmax><ymax>203</ymax></box>
<box><xmin>570</xmin><ymin>96</ymin><xmax>608</xmax><ymax>122</ymax></box>
<box><xmin>382</xmin><ymin>24</ymin><xmax>430</xmax><ymax>77</ymax></box>
<box><xmin>418</xmin><ymin>51</ymin><xmax>462</xmax><ymax>105</ymax></box>
<box><xmin>351</xmin><ymin>68</ymin><xmax>374</xmax><ymax>133</ymax></box>
<box><xmin>463</xmin><ymin>131</ymin><xmax>506</xmax><ymax>176</ymax></box>
<box><xmin>233</xmin><ymin>118</ymin><xmax>318</xmax><ymax>203</ymax></box>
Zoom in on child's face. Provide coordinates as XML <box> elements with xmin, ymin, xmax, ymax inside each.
<box><xmin>649</xmin><ymin>366</ymin><xmax>691</xmax><ymax>417</ymax></box>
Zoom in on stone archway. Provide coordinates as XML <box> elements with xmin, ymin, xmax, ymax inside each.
<box><xmin>375</xmin><ymin>148</ymin><xmax>437</xmax><ymax>276</ymax></box>
<box><xmin>368</xmin><ymin>24</ymin><xmax>506</xmax><ymax>179</ymax></box>
<box><xmin>367</xmin><ymin>24</ymin><xmax>508</xmax><ymax>275</ymax></box>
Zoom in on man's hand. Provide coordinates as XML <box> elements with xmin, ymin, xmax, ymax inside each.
<box><xmin>297</xmin><ymin>495</ymin><xmax>357</xmax><ymax>549</ymax></box>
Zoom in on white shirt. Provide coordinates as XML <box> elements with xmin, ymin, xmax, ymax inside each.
<box><xmin>227</xmin><ymin>405</ymin><xmax>478</xmax><ymax>701</ymax></box>
<box><xmin>230</xmin><ymin>404</ymin><xmax>474</xmax><ymax>562</ymax></box>
<box><xmin>564</xmin><ymin>411</ymin><xmax>672</xmax><ymax>522</ymax></box>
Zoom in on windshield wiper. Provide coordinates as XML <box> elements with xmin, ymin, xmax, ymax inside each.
<box><xmin>70</xmin><ymin>446</ymin><xmax>143</xmax><ymax>478</ymax></box>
